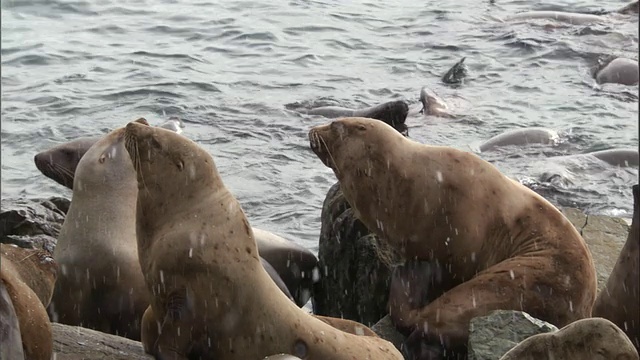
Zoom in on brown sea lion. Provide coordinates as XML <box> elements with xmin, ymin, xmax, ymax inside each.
<box><xmin>124</xmin><ymin>120</ymin><xmax>402</xmax><ymax>359</ymax></box>
<box><xmin>499</xmin><ymin>317</ymin><xmax>639</xmax><ymax>360</ymax></box>
<box><xmin>50</xmin><ymin>122</ymin><xmax>148</xmax><ymax>341</ymax></box>
<box><xmin>309</xmin><ymin>117</ymin><xmax>597</xmax><ymax>359</ymax></box>
<box><xmin>35</xmin><ymin>132</ymin><xmax>320</xmax><ymax>308</ymax></box>
<box><xmin>1</xmin><ymin>244</ymin><xmax>58</xmax><ymax>360</ymax></box>
<box><xmin>593</xmin><ymin>184</ymin><xmax>639</xmax><ymax>351</ymax></box>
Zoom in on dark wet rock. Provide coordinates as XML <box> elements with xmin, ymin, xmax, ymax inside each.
<box><xmin>468</xmin><ymin>310</ymin><xmax>558</xmax><ymax>360</ymax></box>
<box><xmin>312</xmin><ymin>183</ymin><xmax>401</xmax><ymax>327</ymax></box>
<box><xmin>371</xmin><ymin>315</ymin><xmax>406</xmax><ymax>352</ymax></box>
<box><xmin>53</xmin><ymin>322</ymin><xmax>152</xmax><ymax>360</ymax></box>
<box><xmin>0</xmin><ymin>197</ymin><xmax>69</xmax><ymax>251</ymax></box>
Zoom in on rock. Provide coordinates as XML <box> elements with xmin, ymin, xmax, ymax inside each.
<box><xmin>0</xmin><ymin>197</ymin><xmax>69</xmax><ymax>251</ymax></box>
<box><xmin>468</xmin><ymin>310</ymin><xmax>558</xmax><ymax>360</ymax></box>
<box><xmin>53</xmin><ymin>322</ymin><xmax>152</xmax><ymax>360</ymax></box>
<box><xmin>561</xmin><ymin>208</ymin><xmax>630</xmax><ymax>290</ymax></box>
<box><xmin>313</xmin><ymin>183</ymin><xmax>401</xmax><ymax>327</ymax></box>
<box><xmin>371</xmin><ymin>315</ymin><xmax>407</xmax><ymax>352</ymax></box>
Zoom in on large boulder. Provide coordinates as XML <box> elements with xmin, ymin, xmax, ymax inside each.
<box><xmin>467</xmin><ymin>310</ymin><xmax>558</xmax><ymax>360</ymax></box>
<box><xmin>312</xmin><ymin>183</ymin><xmax>401</xmax><ymax>326</ymax></box>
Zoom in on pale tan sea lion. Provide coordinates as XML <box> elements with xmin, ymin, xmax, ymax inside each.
<box><xmin>1</xmin><ymin>244</ymin><xmax>58</xmax><ymax>360</ymax></box>
<box><xmin>309</xmin><ymin>117</ymin><xmax>597</xmax><ymax>359</ymax></box>
<box><xmin>50</xmin><ymin>121</ymin><xmax>149</xmax><ymax>341</ymax></box>
<box><xmin>593</xmin><ymin>184</ymin><xmax>639</xmax><ymax>351</ymax></box>
<box><xmin>499</xmin><ymin>317</ymin><xmax>639</xmax><ymax>360</ymax></box>
<box><xmin>35</xmin><ymin>132</ymin><xmax>320</xmax><ymax>308</ymax></box>
<box><xmin>124</xmin><ymin>120</ymin><xmax>403</xmax><ymax>360</ymax></box>
<box><xmin>313</xmin><ymin>315</ymin><xmax>379</xmax><ymax>337</ymax></box>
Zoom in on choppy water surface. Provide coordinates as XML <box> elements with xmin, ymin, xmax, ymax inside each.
<box><xmin>2</xmin><ymin>0</ymin><xmax>638</xmax><ymax>250</ymax></box>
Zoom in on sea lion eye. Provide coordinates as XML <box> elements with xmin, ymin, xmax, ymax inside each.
<box><xmin>177</xmin><ymin>160</ymin><xmax>184</xmax><ymax>171</ymax></box>
<box><xmin>357</xmin><ymin>124</ymin><xmax>366</xmax><ymax>131</ymax></box>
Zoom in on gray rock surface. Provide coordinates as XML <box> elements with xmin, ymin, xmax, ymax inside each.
<box><xmin>0</xmin><ymin>197</ymin><xmax>69</xmax><ymax>252</ymax></box>
<box><xmin>468</xmin><ymin>310</ymin><xmax>558</xmax><ymax>360</ymax></box>
<box><xmin>371</xmin><ymin>315</ymin><xmax>407</xmax><ymax>351</ymax></box>
<box><xmin>52</xmin><ymin>322</ymin><xmax>152</xmax><ymax>360</ymax></box>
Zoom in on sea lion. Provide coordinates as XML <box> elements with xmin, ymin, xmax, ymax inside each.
<box><xmin>593</xmin><ymin>57</ymin><xmax>639</xmax><ymax>86</ymax></box>
<box><xmin>261</xmin><ymin>257</ymin><xmax>295</xmax><ymax>302</ymax></box>
<box><xmin>304</xmin><ymin>100</ymin><xmax>409</xmax><ymax>136</ymax></box>
<box><xmin>593</xmin><ymin>184</ymin><xmax>639</xmax><ymax>351</ymax></box>
<box><xmin>309</xmin><ymin>117</ymin><xmax>597</xmax><ymax>359</ymax></box>
<box><xmin>50</xmin><ymin>121</ymin><xmax>149</xmax><ymax>341</ymax></box>
<box><xmin>499</xmin><ymin>317</ymin><xmax>639</xmax><ymax>360</ymax></box>
<box><xmin>418</xmin><ymin>87</ymin><xmax>455</xmax><ymax>118</ymax></box>
<box><xmin>0</xmin><ymin>279</ymin><xmax>25</xmax><ymax>360</ymax></box>
<box><xmin>124</xmin><ymin>120</ymin><xmax>403</xmax><ymax>359</ymax></box>
<box><xmin>587</xmin><ymin>148</ymin><xmax>639</xmax><ymax>167</ymax></box>
<box><xmin>442</xmin><ymin>58</ymin><xmax>468</xmax><ymax>85</ymax></box>
<box><xmin>1</xmin><ymin>244</ymin><xmax>58</xmax><ymax>360</ymax></box>
<box><xmin>253</xmin><ymin>228</ymin><xmax>319</xmax><ymax>307</ymax></box>
<box><xmin>263</xmin><ymin>355</ymin><xmax>303</xmax><ymax>360</ymax></box>
<box><xmin>33</xmin><ymin>118</ymin><xmax>185</xmax><ymax>190</ymax></box>
<box><xmin>479</xmin><ymin>127</ymin><xmax>560</xmax><ymax>152</ymax></box>
<box><xmin>505</xmin><ymin>11</ymin><xmax>607</xmax><ymax>25</ymax></box>
<box><xmin>34</xmin><ymin>131</ymin><xmax>321</xmax><ymax>307</ymax></box>
<box><xmin>313</xmin><ymin>315</ymin><xmax>379</xmax><ymax>337</ymax></box>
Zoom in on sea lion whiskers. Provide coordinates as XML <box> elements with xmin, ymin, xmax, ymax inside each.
<box><xmin>314</xmin><ymin>130</ymin><xmax>340</xmax><ymax>176</ymax></box>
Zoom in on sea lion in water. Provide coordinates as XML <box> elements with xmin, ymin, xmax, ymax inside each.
<box><xmin>587</xmin><ymin>148</ymin><xmax>639</xmax><ymax>167</ymax></box>
<box><xmin>304</xmin><ymin>99</ymin><xmax>409</xmax><ymax>136</ymax></box>
<box><xmin>261</xmin><ymin>257</ymin><xmax>294</xmax><ymax>302</ymax></box>
<box><xmin>442</xmin><ymin>58</ymin><xmax>468</xmax><ymax>85</ymax></box>
<box><xmin>33</xmin><ymin>118</ymin><xmax>185</xmax><ymax>190</ymax></box>
<box><xmin>309</xmin><ymin>117</ymin><xmax>597</xmax><ymax>359</ymax></box>
<box><xmin>593</xmin><ymin>184</ymin><xmax>639</xmax><ymax>352</ymax></box>
<box><xmin>479</xmin><ymin>127</ymin><xmax>560</xmax><ymax>152</ymax></box>
<box><xmin>1</xmin><ymin>244</ymin><xmax>58</xmax><ymax>360</ymax></box>
<box><xmin>499</xmin><ymin>317</ymin><xmax>639</xmax><ymax>360</ymax></box>
<box><xmin>418</xmin><ymin>86</ymin><xmax>455</xmax><ymax>118</ymax></box>
<box><xmin>50</xmin><ymin>123</ymin><xmax>149</xmax><ymax>341</ymax></box>
<box><xmin>593</xmin><ymin>57</ymin><xmax>639</xmax><ymax>86</ymax></box>
<box><xmin>35</xmin><ymin>131</ymin><xmax>320</xmax><ymax>307</ymax></box>
<box><xmin>124</xmin><ymin>120</ymin><xmax>403</xmax><ymax>359</ymax></box>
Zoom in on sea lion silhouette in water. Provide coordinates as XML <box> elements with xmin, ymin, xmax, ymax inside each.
<box><xmin>592</xmin><ymin>57</ymin><xmax>639</xmax><ymax>86</ymax></box>
<box><xmin>309</xmin><ymin>117</ymin><xmax>597</xmax><ymax>359</ymax></box>
<box><xmin>124</xmin><ymin>120</ymin><xmax>402</xmax><ymax>359</ymax></box>
<box><xmin>499</xmin><ymin>317</ymin><xmax>639</xmax><ymax>360</ymax></box>
<box><xmin>504</xmin><ymin>1</ymin><xmax>638</xmax><ymax>25</ymax></box>
<box><xmin>36</xmin><ymin>124</ymin><xmax>319</xmax><ymax>309</ymax></box>
<box><xmin>418</xmin><ymin>86</ymin><xmax>455</xmax><ymax>118</ymax></box>
<box><xmin>479</xmin><ymin>127</ymin><xmax>560</xmax><ymax>152</ymax></box>
<box><xmin>442</xmin><ymin>58</ymin><xmax>468</xmax><ymax>85</ymax></box>
<box><xmin>302</xmin><ymin>99</ymin><xmax>409</xmax><ymax>136</ymax></box>
<box><xmin>593</xmin><ymin>184</ymin><xmax>639</xmax><ymax>352</ymax></box>
<box><xmin>1</xmin><ymin>244</ymin><xmax>58</xmax><ymax>360</ymax></box>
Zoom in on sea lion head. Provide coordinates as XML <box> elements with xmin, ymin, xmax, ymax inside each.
<box><xmin>419</xmin><ymin>87</ymin><xmax>448</xmax><ymax>115</ymax></box>
<box><xmin>308</xmin><ymin>117</ymin><xmax>404</xmax><ymax>178</ymax></box>
<box><xmin>34</xmin><ymin>136</ymin><xmax>100</xmax><ymax>189</ymax></box>
<box><xmin>123</xmin><ymin>118</ymin><xmax>219</xmax><ymax>202</ymax></box>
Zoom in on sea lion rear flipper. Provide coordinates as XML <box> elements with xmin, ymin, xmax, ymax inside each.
<box><xmin>0</xmin><ymin>280</ymin><xmax>25</xmax><ymax>360</ymax></box>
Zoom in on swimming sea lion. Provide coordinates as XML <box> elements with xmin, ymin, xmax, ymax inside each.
<box><xmin>304</xmin><ymin>100</ymin><xmax>409</xmax><ymax>136</ymax></box>
<box><xmin>50</xmin><ymin>121</ymin><xmax>149</xmax><ymax>341</ymax></box>
<box><xmin>442</xmin><ymin>58</ymin><xmax>468</xmax><ymax>85</ymax></box>
<box><xmin>499</xmin><ymin>317</ymin><xmax>639</xmax><ymax>360</ymax></box>
<box><xmin>309</xmin><ymin>117</ymin><xmax>597</xmax><ymax>359</ymax></box>
<box><xmin>479</xmin><ymin>127</ymin><xmax>559</xmax><ymax>152</ymax></box>
<box><xmin>593</xmin><ymin>184</ymin><xmax>639</xmax><ymax>351</ymax></box>
<box><xmin>124</xmin><ymin>120</ymin><xmax>403</xmax><ymax>359</ymax></box>
<box><xmin>418</xmin><ymin>87</ymin><xmax>455</xmax><ymax>118</ymax></box>
<box><xmin>593</xmin><ymin>57</ymin><xmax>639</xmax><ymax>86</ymax></box>
<box><xmin>33</xmin><ymin>118</ymin><xmax>185</xmax><ymax>190</ymax></box>
<box><xmin>261</xmin><ymin>257</ymin><xmax>295</xmax><ymax>302</ymax></box>
<box><xmin>1</xmin><ymin>244</ymin><xmax>58</xmax><ymax>360</ymax></box>
<box><xmin>505</xmin><ymin>11</ymin><xmax>607</xmax><ymax>25</ymax></box>
<box><xmin>588</xmin><ymin>148</ymin><xmax>639</xmax><ymax>167</ymax></box>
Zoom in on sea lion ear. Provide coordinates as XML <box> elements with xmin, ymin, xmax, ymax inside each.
<box><xmin>133</xmin><ymin>118</ymin><xmax>150</xmax><ymax>126</ymax></box>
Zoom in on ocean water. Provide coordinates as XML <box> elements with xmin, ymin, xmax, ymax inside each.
<box><xmin>1</xmin><ymin>0</ymin><xmax>638</xmax><ymax>251</ymax></box>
